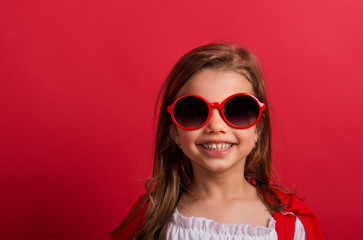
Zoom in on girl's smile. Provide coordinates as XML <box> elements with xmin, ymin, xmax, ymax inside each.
<box><xmin>198</xmin><ymin>142</ymin><xmax>236</xmax><ymax>158</ymax></box>
<box><xmin>199</xmin><ymin>142</ymin><xmax>235</xmax><ymax>151</ymax></box>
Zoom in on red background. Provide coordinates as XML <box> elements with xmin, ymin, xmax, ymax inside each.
<box><xmin>1</xmin><ymin>0</ymin><xmax>362</xmax><ymax>239</ymax></box>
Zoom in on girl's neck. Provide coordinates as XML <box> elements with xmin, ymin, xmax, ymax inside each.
<box><xmin>188</xmin><ymin>168</ymin><xmax>254</xmax><ymax>201</ymax></box>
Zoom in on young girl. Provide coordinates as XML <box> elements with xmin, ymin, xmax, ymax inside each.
<box><xmin>110</xmin><ymin>42</ymin><xmax>323</xmax><ymax>240</ymax></box>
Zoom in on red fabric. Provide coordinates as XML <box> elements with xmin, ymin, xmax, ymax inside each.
<box><xmin>110</xmin><ymin>192</ymin><xmax>323</xmax><ymax>240</ymax></box>
<box><xmin>273</xmin><ymin>211</ymin><xmax>296</xmax><ymax>240</ymax></box>
<box><xmin>275</xmin><ymin>192</ymin><xmax>323</xmax><ymax>240</ymax></box>
<box><xmin>110</xmin><ymin>194</ymin><xmax>149</xmax><ymax>240</ymax></box>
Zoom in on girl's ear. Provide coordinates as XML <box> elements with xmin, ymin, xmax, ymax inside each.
<box><xmin>170</xmin><ymin>125</ymin><xmax>180</xmax><ymax>144</ymax></box>
<box><xmin>254</xmin><ymin>129</ymin><xmax>259</xmax><ymax>144</ymax></box>
<box><xmin>255</xmin><ymin>121</ymin><xmax>264</xmax><ymax>143</ymax></box>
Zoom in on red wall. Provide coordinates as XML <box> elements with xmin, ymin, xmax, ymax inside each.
<box><xmin>1</xmin><ymin>0</ymin><xmax>362</xmax><ymax>239</ymax></box>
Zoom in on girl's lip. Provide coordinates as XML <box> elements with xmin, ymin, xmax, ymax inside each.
<box><xmin>197</xmin><ymin>141</ymin><xmax>235</xmax><ymax>144</ymax></box>
<box><xmin>197</xmin><ymin>143</ymin><xmax>235</xmax><ymax>157</ymax></box>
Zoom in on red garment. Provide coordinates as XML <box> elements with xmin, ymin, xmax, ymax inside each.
<box><xmin>273</xmin><ymin>192</ymin><xmax>323</xmax><ymax>240</ymax></box>
<box><xmin>110</xmin><ymin>192</ymin><xmax>323</xmax><ymax>240</ymax></box>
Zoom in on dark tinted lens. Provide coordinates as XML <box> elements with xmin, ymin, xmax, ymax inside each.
<box><xmin>224</xmin><ymin>95</ymin><xmax>259</xmax><ymax>127</ymax></box>
<box><xmin>173</xmin><ymin>96</ymin><xmax>209</xmax><ymax>128</ymax></box>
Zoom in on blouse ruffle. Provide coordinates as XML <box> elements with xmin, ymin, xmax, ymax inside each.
<box><xmin>166</xmin><ymin>208</ymin><xmax>278</xmax><ymax>240</ymax></box>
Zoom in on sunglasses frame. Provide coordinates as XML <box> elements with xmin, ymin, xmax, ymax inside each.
<box><xmin>167</xmin><ymin>93</ymin><xmax>266</xmax><ymax>130</ymax></box>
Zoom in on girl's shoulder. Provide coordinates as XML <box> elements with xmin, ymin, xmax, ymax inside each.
<box><xmin>110</xmin><ymin>194</ymin><xmax>149</xmax><ymax>240</ymax></box>
<box><xmin>271</xmin><ymin>189</ymin><xmax>323</xmax><ymax>240</ymax></box>
<box><xmin>272</xmin><ymin>189</ymin><xmax>317</xmax><ymax>217</ymax></box>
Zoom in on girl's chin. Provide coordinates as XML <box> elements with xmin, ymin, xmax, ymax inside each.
<box><xmin>193</xmin><ymin>161</ymin><xmax>243</xmax><ymax>175</ymax></box>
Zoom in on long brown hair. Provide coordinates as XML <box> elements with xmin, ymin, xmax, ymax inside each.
<box><xmin>133</xmin><ymin>42</ymin><xmax>289</xmax><ymax>239</ymax></box>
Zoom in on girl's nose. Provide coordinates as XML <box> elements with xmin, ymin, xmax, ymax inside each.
<box><xmin>205</xmin><ymin>108</ymin><xmax>228</xmax><ymax>133</ymax></box>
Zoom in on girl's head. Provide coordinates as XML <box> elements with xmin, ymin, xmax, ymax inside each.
<box><xmin>155</xmin><ymin>41</ymin><xmax>271</xmax><ymax>186</ymax></box>
<box><xmin>136</xmin><ymin>42</ymin><xmax>284</xmax><ymax>239</ymax></box>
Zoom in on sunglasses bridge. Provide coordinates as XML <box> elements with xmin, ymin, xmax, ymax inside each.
<box><xmin>208</xmin><ymin>102</ymin><xmax>225</xmax><ymax>114</ymax></box>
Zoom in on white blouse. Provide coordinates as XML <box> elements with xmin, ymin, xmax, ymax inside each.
<box><xmin>166</xmin><ymin>209</ymin><xmax>306</xmax><ymax>240</ymax></box>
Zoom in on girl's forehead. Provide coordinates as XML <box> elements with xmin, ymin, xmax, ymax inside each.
<box><xmin>176</xmin><ymin>69</ymin><xmax>255</xmax><ymax>101</ymax></box>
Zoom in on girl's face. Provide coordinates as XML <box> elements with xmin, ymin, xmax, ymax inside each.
<box><xmin>171</xmin><ymin>69</ymin><xmax>259</xmax><ymax>175</ymax></box>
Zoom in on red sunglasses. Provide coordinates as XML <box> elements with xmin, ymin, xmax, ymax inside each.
<box><xmin>167</xmin><ymin>93</ymin><xmax>265</xmax><ymax>130</ymax></box>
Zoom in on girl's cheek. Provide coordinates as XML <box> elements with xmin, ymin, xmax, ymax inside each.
<box><xmin>177</xmin><ymin>130</ymin><xmax>201</xmax><ymax>149</ymax></box>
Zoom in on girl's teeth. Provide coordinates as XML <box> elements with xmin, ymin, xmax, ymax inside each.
<box><xmin>201</xmin><ymin>143</ymin><xmax>232</xmax><ymax>151</ymax></box>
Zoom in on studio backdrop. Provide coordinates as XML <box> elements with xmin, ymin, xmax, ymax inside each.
<box><xmin>1</xmin><ymin>0</ymin><xmax>363</xmax><ymax>239</ymax></box>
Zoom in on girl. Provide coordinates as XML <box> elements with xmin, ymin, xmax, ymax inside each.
<box><xmin>110</xmin><ymin>42</ymin><xmax>323</xmax><ymax>240</ymax></box>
